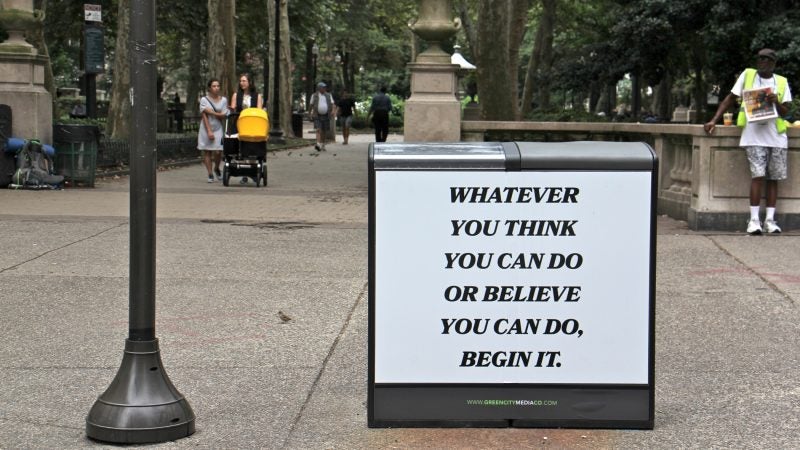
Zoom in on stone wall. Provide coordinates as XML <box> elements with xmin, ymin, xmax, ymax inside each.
<box><xmin>461</xmin><ymin>121</ymin><xmax>800</xmax><ymax>231</ymax></box>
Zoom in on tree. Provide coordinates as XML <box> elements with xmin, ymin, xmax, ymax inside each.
<box><xmin>507</xmin><ymin>0</ymin><xmax>532</xmax><ymax>119</ymax></box>
<box><xmin>288</xmin><ymin>0</ymin><xmax>416</xmax><ymax>101</ymax></box>
<box><xmin>156</xmin><ymin>1</ymin><xmax>207</xmax><ymax>110</ymax></box>
<box><xmin>235</xmin><ymin>0</ymin><xmax>268</xmax><ymax>94</ymax></box>
<box><xmin>474</xmin><ymin>0</ymin><xmax>523</xmax><ymax>120</ymax></box>
<box><xmin>207</xmin><ymin>0</ymin><xmax>236</xmax><ymax>101</ymax></box>
<box><xmin>267</xmin><ymin>0</ymin><xmax>292</xmax><ymax>137</ymax></box>
<box><xmin>106</xmin><ymin>0</ymin><xmax>130</xmax><ymax>140</ymax></box>
<box><xmin>521</xmin><ymin>0</ymin><xmax>556</xmax><ymax>116</ymax></box>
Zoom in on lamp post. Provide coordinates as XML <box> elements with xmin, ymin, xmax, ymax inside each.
<box><xmin>260</xmin><ymin>44</ymin><xmax>269</xmax><ymax>105</ymax></box>
<box><xmin>268</xmin><ymin>0</ymin><xmax>285</xmax><ymax>144</ymax></box>
<box><xmin>451</xmin><ymin>43</ymin><xmax>475</xmax><ymax>101</ymax></box>
<box><xmin>86</xmin><ymin>0</ymin><xmax>195</xmax><ymax>443</ymax></box>
<box><xmin>334</xmin><ymin>52</ymin><xmax>342</xmax><ymax>92</ymax></box>
<box><xmin>359</xmin><ymin>65</ymin><xmax>365</xmax><ymax>100</ymax></box>
<box><xmin>305</xmin><ymin>40</ymin><xmax>314</xmax><ymax>110</ymax></box>
<box><xmin>311</xmin><ymin>42</ymin><xmax>319</xmax><ymax>94</ymax></box>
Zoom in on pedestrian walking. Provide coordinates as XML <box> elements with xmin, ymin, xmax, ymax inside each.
<box><xmin>229</xmin><ymin>73</ymin><xmax>264</xmax><ymax>184</ymax></box>
<box><xmin>337</xmin><ymin>89</ymin><xmax>356</xmax><ymax>145</ymax></box>
<box><xmin>367</xmin><ymin>86</ymin><xmax>392</xmax><ymax>142</ymax></box>
<box><xmin>310</xmin><ymin>82</ymin><xmax>335</xmax><ymax>151</ymax></box>
<box><xmin>197</xmin><ymin>79</ymin><xmax>228</xmax><ymax>183</ymax></box>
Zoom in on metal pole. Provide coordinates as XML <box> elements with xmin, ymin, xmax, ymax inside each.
<box><xmin>86</xmin><ymin>1</ymin><xmax>195</xmax><ymax>443</ymax></box>
<box><xmin>268</xmin><ymin>0</ymin><xmax>285</xmax><ymax>143</ymax></box>
<box><xmin>262</xmin><ymin>46</ymin><xmax>269</xmax><ymax>108</ymax></box>
<box><xmin>305</xmin><ymin>40</ymin><xmax>313</xmax><ymax>110</ymax></box>
<box><xmin>128</xmin><ymin>0</ymin><xmax>158</xmax><ymax>342</ymax></box>
<box><xmin>86</xmin><ymin>74</ymin><xmax>97</xmax><ymax>118</ymax></box>
<box><xmin>313</xmin><ymin>55</ymin><xmax>318</xmax><ymax>88</ymax></box>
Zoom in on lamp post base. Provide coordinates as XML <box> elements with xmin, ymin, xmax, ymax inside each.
<box><xmin>86</xmin><ymin>339</ymin><xmax>195</xmax><ymax>444</ymax></box>
<box><xmin>269</xmin><ymin>128</ymin><xmax>286</xmax><ymax>145</ymax></box>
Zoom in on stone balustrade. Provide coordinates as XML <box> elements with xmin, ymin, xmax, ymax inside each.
<box><xmin>462</xmin><ymin>121</ymin><xmax>800</xmax><ymax>231</ymax></box>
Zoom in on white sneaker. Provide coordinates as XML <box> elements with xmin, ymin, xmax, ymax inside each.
<box><xmin>746</xmin><ymin>218</ymin><xmax>762</xmax><ymax>235</ymax></box>
<box><xmin>764</xmin><ymin>218</ymin><xmax>782</xmax><ymax>233</ymax></box>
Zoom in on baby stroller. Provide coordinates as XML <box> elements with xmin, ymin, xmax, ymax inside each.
<box><xmin>222</xmin><ymin>108</ymin><xmax>269</xmax><ymax>187</ymax></box>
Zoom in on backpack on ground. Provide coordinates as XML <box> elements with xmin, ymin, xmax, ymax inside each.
<box><xmin>11</xmin><ymin>139</ymin><xmax>64</xmax><ymax>189</ymax></box>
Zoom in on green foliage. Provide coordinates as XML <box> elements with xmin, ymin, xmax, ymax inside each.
<box><xmin>42</xmin><ymin>0</ymin><xmax>800</xmax><ymax>129</ymax></box>
<box><xmin>527</xmin><ymin>109</ymin><xmax>610</xmax><ymax>123</ymax></box>
<box><xmin>155</xmin><ymin>0</ymin><xmax>207</xmax><ymax>94</ymax></box>
<box><xmin>786</xmin><ymin>97</ymin><xmax>800</xmax><ymax>123</ymax></box>
<box><xmin>698</xmin><ymin>2</ymin><xmax>800</xmax><ymax>103</ymax></box>
<box><xmin>750</xmin><ymin>11</ymin><xmax>800</xmax><ymax>82</ymax></box>
<box><xmin>43</xmin><ymin>0</ymin><xmax>117</xmax><ymax>90</ymax></box>
<box><xmin>349</xmin><ymin>93</ymin><xmax>404</xmax><ymax>129</ymax></box>
<box><xmin>54</xmin><ymin>96</ymin><xmax>109</xmax><ymax>126</ymax></box>
<box><xmin>234</xmin><ymin>0</ymin><xmax>269</xmax><ymax>90</ymax></box>
<box><xmin>288</xmin><ymin>0</ymin><xmax>416</xmax><ymax>102</ymax></box>
<box><xmin>50</xmin><ymin>49</ymin><xmax>81</xmax><ymax>88</ymax></box>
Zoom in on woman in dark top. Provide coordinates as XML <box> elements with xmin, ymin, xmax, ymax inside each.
<box><xmin>229</xmin><ymin>73</ymin><xmax>264</xmax><ymax>184</ymax></box>
<box><xmin>230</xmin><ymin>73</ymin><xmax>264</xmax><ymax>112</ymax></box>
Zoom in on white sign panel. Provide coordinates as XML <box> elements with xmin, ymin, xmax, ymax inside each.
<box><xmin>84</xmin><ymin>4</ymin><xmax>102</xmax><ymax>22</ymax></box>
<box><xmin>375</xmin><ymin>170</ymin><xmax>651</xmax><ymax>385</ymax></box>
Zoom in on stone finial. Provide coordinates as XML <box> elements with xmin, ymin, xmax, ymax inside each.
<box><xmin>0</xmin><ymin>0</ymin><xmax>39</xmax><ymax>54</ymax></box>
<box><xmin>409</xmin><ymin>0</ymin><xmax>461</xmax><ymax>64</ymax></box>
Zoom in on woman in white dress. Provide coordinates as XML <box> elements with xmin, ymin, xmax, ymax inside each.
<box><xmin>197</xmin><ymin>78</ymin><xmax>228</xmax><ymax>182</ymax></box>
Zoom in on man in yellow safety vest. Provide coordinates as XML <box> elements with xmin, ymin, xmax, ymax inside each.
<box><xmin>704</xmin><ymin>48</ymin><xmax>793</xmax><ymax>234</ymax></box>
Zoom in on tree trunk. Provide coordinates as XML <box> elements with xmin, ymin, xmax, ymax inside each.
<box><xmin>267</xmin><ymin>0</ymin><xmax>293</xmax><ymax>137</ymax></box>
<box><xmin>631</xmin><ymin>70</ymin><xmax>641</xmax><ymax>121</ymax></box>
<box><xmin>279</xmin><ymin>1</ymin><xmax>292</xmax><ymax>136</ymax></box>
<box><xmin>208</xmin><ymin>0</ymin><xmax>236</xmax><ymax>101</ymax></box>
<box><xmin>507</xmin><ymin>0</ymin><xmax>530</xmax><ymax>120</ymax></box>
<box><xmin>652</xmin><ymin>71</ymin><xmax>671</xmax><ymax>121</ymax></box>
<box><xmin>107</xmin><ymin>0</ymin><xmax>131</xmax><ymax>140</ymax></box>
<box><xmin>456</xmin><ymin>0</ymin><xmax>476</xmax><ymax>55</ymax></box>
<box><xmin>521</xmin><ymin>0</ymin><xmax>556</xmax><ymax>116</ymax></box>
<box><xmin>691</xmin><ymin>44</ymin><xmax>706</xmax><ymax>123</ymax></box>
<box><xmin>537</xmin><ymin>0</ymin><xmax>556</xmax><ymax>111</ymax></box>
<box><xmin>521</xmin><ymin>18</ymin><xmax>544</xmax><ymax>116</ymax></box>
<box><xmin>606</xmin><ymin>82</ymin><xmax>617</xmax><ymax>116</ymax></box>
<box><xmin>476</xmin><ymin>1</ymin><xmax>515</xmax><ymax>121</ymax></box>
<box><xmin>185</xmin><ymin>34</ymin><xmax>203</xmax><ymax>115</ymax></box>
<box><xmin>588</xmin><ymin>80</ymin><xmax>600</xmax><ymax>113</ymax></box>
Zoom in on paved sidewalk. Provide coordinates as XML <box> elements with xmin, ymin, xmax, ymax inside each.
<box><xmin>0</xmin><ymin>132</ymin><xmax>798</xmax><ymax>449</ymax></box>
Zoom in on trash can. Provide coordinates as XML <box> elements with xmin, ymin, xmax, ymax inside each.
<box><xmin>53</xmin><ymin>124</ymin><xmax>100</xmax><ymax>187</ymax></box>
<box><xmin>368</xmin><ymin>141</ymin><xmax>657</xmax><ymax>429</ymax></box>
<box><xmin>291</xmin><ymin>112</ymin><xmax>303</xmax><ymax>138</ymax></box>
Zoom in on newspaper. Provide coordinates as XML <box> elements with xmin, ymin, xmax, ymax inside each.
<box><xmin>741</xmin><ymin>86</ymin><xmax>778</xmax><ymax>122</ymax></box>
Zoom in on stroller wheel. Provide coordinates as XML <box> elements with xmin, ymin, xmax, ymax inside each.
<box><xmin>222</xmin><ymin>165</ymin><xmax>230</xmax><ymax>186</ymax></box>
<box><xmin>261</xmin><ymin>164</ymin><xmax>267</xmax><ymax>187</ymax></box>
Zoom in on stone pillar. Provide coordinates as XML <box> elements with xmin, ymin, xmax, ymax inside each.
<box><xmin>404</xmin><ymin>0</ymin><xmax>461</xmax><ymax>142</ymax></box>
<box><xmin>0</xmin><ymin>0</ymin><xmax>52</xmax><ymax>143</ymax></box>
